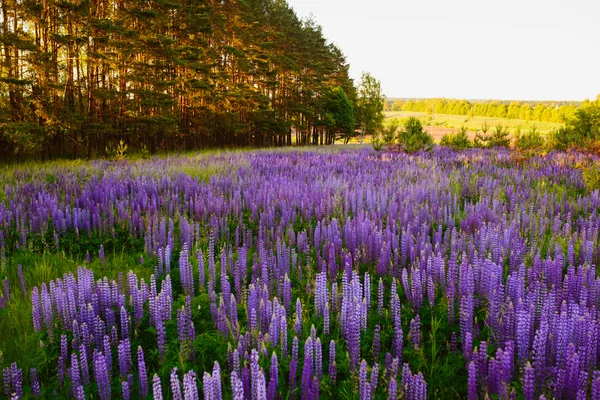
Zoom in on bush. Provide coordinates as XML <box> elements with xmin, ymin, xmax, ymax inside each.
<box><xmin>514</xmin><ymin>126</ymin><xmax>545</xmax><ymax>155</ymax></box>
<box><xmin>440</xmin><ymin>126</ymin><xmax>472</xmax><ymax>150</ymax></box>
<box><xmin>548</xmin><ymin>96</ymin><xmax>600</xmax><ymax>152</ymax></box>
<box><xmin>381</xmin><ymin>118</ymin><xmax>400</xmax><ymax>146</ymax></box>
<box><xmin>489</xmin><ymin>124</ymin><xmax>511</xmax><ymax>147</ymax></box>
<box><xmin>397</xmin><ymin>117</ymin><xmax>434</xmax><ymax>153</ymax></box>
<box><xmin>583</xmin><ymin>163</ymin><xmax>600</xmax><ymax>192</ymax></box>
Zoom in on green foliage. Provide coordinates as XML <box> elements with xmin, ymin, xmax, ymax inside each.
<box><xmin>440</xmin><ymin>126</ymin><xmax>472</xmax><ymax>150</ymax></box>
<box><xmin>489</xmin><ymin>124</ymin><xmax>512</xmax><ymax>147</ymax></box>
<box><xmin>582</xmin><ymin>163</ymin><xmax>600</xmax><ymax>192</ymax></box>
<box><xmin>325</xmin><ymin>87</ymin><xmax>356</xmax><ymax>144</ymax></box>
<box><xmin>357</xmin><ymin>72</ymin><xmax>385</xmax><ymax>139</ymax></box>
<box><xmin>399</xmin><ymin>97</ymin><xmax>581</xmax><ymax>124</ymax></box>
<box><xmin>514</xmin><ymin>126</ymin><xmax>546</xmax><ymax>154</ymax></box>
<box><xmin>380</xmin><ymin>118</ymin><xmax>400</xmax><ymax>146</ymax></box>
<box><xmin>548</xmin><ymin>126</ymin><xmax>581</xmax><ymax>151</ymax></box>
<box><xmin>397</xmin><ymin>117</ymin><xmax>434</xmax><ymax>153</ymax></box>
<box><xmin>548</xmin><ymin>96</ymin><xmax>600</xmax><ymax>151</ymax></box>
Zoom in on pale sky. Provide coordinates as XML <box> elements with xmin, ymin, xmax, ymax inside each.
<box><xmin>286</xmin><ymin>0</ymin><xmax>600</xmax><ymax>101</ymax></box>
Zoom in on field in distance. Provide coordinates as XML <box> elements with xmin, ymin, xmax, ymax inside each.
<box><xmin>384</xmin><ymin>111</ymin><xmax>564</xmax><ymax>141</ymax></box>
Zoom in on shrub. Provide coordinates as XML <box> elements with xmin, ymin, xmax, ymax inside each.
<box><xmin>380</xmin><ymin>118</ymin><xmax>400</xmax><ymax>146</ymax></box>
<box><xmin>440</xmin><ymin>126</ymin><xmax>472</xmax><ymax>150</ymax></box>
<box><xmin>583</xmin><ymin>163</ymin><xmax>600</xmax><ymax>192</ymax></box>
<box><xmin>488</xmin><ymin>124</ymin><xmax>511</xmax><ymax>147</ymax></box>
<box><xmin>397</xmin><ymin>117</ymin><xmax>434</xmax><ymax>153</ymax></box>
<box><xmin>473</xmin><ymin>122</ymin><xmax>492</xmax><ymax>148</ymax></box>
<box><xmin>514</xmin><ymin>126</ymin><xmax>545</xmax><ymax>155</ymax></box>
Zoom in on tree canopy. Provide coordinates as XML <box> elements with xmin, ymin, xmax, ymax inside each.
<box><xmin>0</xmin><ymin>0</ymin><xmax>356</xmax><ymax>159</ymax></box>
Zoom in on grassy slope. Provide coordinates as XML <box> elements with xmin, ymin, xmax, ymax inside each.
<box><xmin>385</xmin><ymin>111</ymin><xmax>563</xmax><ymax>133</ymax></box>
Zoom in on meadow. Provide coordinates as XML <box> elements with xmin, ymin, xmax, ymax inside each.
<box><xmin>384</xmin><ymin>111</ymin><xmax>564</xmax><ymax>140</ymax></box>
<box><xmin>1</xmin><ymin>147</ymin><xmax>600</xmax><ymax>399</ymax></box>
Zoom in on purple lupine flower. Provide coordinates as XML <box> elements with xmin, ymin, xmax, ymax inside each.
<box><xmin>388</xmin><ymin>378</ymin><xmax>397</xmax><ymax>400</ymax></box>
<box><xmin>467</xmin><ymin>361</ymin><xmax>477</xmax><ymax>400</ymax></box>
<box><xmin>290</xmin><ymin>337</ymin><xmax>299</xmax><ymax>391</ymax></box>
<box><xmin>212</xmin><ymin>362</ymin><xmax>222</xmax><ymax>400</ymax></box>
<box><xmin>359</xmin><ymin>360</ymin><xmax>368</xmax><ymax>400</ymax></box>
<box><xmin>122</xmin><ymin>381</ymin><xmax>130</xmax><ymax>400</ymax></box>
<box><xmin>17</xmin><ymin>265</ymin><xmax>26</xmax><ymax>296</ymax></box>
<box><xmin>9</xmin><ymin>363</ymin><xmax>22</xmax><ymax>398</ymax></box>
<box><xmin>135</xmin><ymin>348</ymin><xmax>147</xmax><ymax>397</ymax></box>
<box><xmin>324</xmin><ymin>302</ymin><xmax>330</xmax><ymax>335</ymax></box>
<box><xmin>523</xmin><ymin>362</ymin><xmax>534</xmax><ymax>400</ymax></box>
<box><xmin>99</xmin><ymin>245</ymin><xmax>105</xmax><ymax>264</ymax></box>
<box><xmin>156</xmin><ymin>318</ymin><xmax>167</xmax><ymax>362</ymax></box>
<box><xmin>328</xmin><ymin>340</ymin><xmax>336</xmax><ymax>383</ymax></box>
<box><xmin>30</xmin><ymin>368</ymin><xmax>41</xmax><ymax>397</ymax></box>
<box><xmin>3</xmin><ymin>278</ymin><xmax>10</xmax><ymax>303</ymax></box>
<box><xmin>183</xmin><ymin>370</ymin><xmax>199</xmax><ymax>400</ymax></box>
<box><xmin>70</xmin><ymin>352</ymin><xmax>81</xmax><ymax>394</ymax></box>
<box><xmin>120</xmin><ymin>305</ymin><xmax>129</xmax><ymax>339</ymax></box>
<box><xmin>79</xmin><ymin>344</ymin><xmax>90</xmax><ymax>385</ymax></box>
<box><xmin>231</xmin><ymin>371</ymin><xmax>244</xmax><ymax>400</ymax></box>
<box><xmin>373</xmin><ymin>325</ymin><xmax>381</xmax><ymax>360</ymax></box>
<box><xmin>31</xmin><ymin>287</ymin><xmax>42</xmax><ymax>332</ymax></box>
<box><xmin>170</xmin><ymin>368</ymin><xmax>182</xmax><ymax>400</ymax></box>
<box><xmin>592</xmin><ymin>371</ymin><xmax>600</xmax><ymax>400</ymax></box>
<box><xmin>118</xmin><ymin>339</ymin><xmax>131</xmax><ymax>377</ymax></box>
<box><xmin>378</xmin><ymin>278</ymin><xmax>384</xmax><ymax>315</ymax></box>
<box><xmin>315</xmin><ymin>338</ymin><xmax>323</xmax><ymax>381</ymax></box>
<box><xmin>93</xmin><ymin>351</ymin><xmax>111</xmax><ymax>400</ymax></box>
<box><xmin>267</xmin><ymin>352</ymin><xmax>278</xmax><ymax>400</ymax></box>
<box><xmin>153</xmin><ymin>374</ymin><xmax>163</xmax><ymax>400</ymax></box>
<box><xmin>409</xmin><ymin>316</ymin><xmax>420</xmax><ymax>350</ymax></box>
<box><xmin>74</xmin><ymin>385</ymin><xmax>85</xmax><ymax>400</ymax></box>
<box><xmin>57</xmin><ymin>355</ymin><xmax>65</xmax><ymax>388</ymax></box>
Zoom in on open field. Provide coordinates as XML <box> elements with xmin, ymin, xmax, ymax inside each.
<box><xmin>385</xmin><ymin>111</ymin><xmax>564</xmax><ymax>136</ymax></box>
<box><xmin>0</xmin><ymin>147</ymin><xmax>599</xmax><ymax>399</ymax></box>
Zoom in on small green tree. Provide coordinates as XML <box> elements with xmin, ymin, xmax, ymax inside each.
<box><xmin>380</xmin><ymin>118</ymin><xmax>400</xmax><ymax>146</ymax></box>
<box><xmin>356</xmin><ymin>72</ymin><xmax>385</xmax><ymax>142</ymax></box>
<box><xmin>473</xmin><ymin>121</ymin><xmax>492</xmax><ymax>148</ymax></box>
<box><xmin>397</xmin><ymin>117</ymin><xmax>434</xmax><ymax>153</ymax></box>
<box><xmin>441</xmin><ymin>126</ymin><xmax>472</xmax><ymax>150</ymax></box>
<box><xmin>514</xmin><ymin>126</ymin><xmax>545</xmax><ymax>155</ymax></box>
<box><xmin>489</xmin><ymin>124</ymin><xmax>511</xmax><ymax>147</ymax></box>
<box><xmin>325</xmin><ymin>87</ymin><xmax>356</xmax><ymax>144</ymax></box>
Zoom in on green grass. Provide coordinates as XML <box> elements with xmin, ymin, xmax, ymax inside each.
<box><xmin>385</xmin><ymin>111</ymin><xmax>563</xmax><ymax>133</ymax></box>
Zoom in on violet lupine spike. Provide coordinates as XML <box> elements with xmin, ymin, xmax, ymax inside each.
<box><xmin>212</xmin><ymin>361</ymin><xmax>222</xmax><ymax>400</ymax></box>
<box><xmin>153</xmin><ymin>374</ymin><xmax>163</xmax><ymax>400</ymax></box>
<box><xmin>122</xmin><ymin>381</ymin><xmax>130</xmax><ymax>400</ymax></box>
<box><xmin>467</xmin><ymin>361</ymin><xmax>477</xmax><ymax>400</ymax></box>
<box><xmin>170</xmin><ymin>368</ymin><xmax>182</xmax><ymax>400</ymax></box>
<box><xmin>315</xmin><ymin>338</ymin><xmax>323</xmax><ymax>381</ymax></box>
<box><xmin>183</xmin><ymin>370</ymin><xmax>199</xmax><ymax>400</ymax></box>
<box><xmin>290</xmin><ymin>337</ymin><xmax>299</xmax><ymax>392</ymax></box>
<box><xmin>523</xmin><ymin>362</ymin><xmax>535</xmax><ymax>400</ymax></box>
<box><xmin>388</xmin><ymin>378</ymin><xmax>397</xmax><ymax>400</ymax></box>
<box><xmin>268</xmin><ymin>352</ymin><xmax>279</xmax><ymax>400</ymax></box>
<box><xmin>231</xmin><ymin>371</ymin><xmax>244</xmax><ymax>400</ymax></box>
<box><xmin>93</xmin><ymin>350</ymin><xmax>111</xmax><ymax>400</ymax></box>
<box><xmin>29</xmin><ymin>368</ymin><xmax>41</xmax><ymax>397</ymax></box>
<box><xmin>328</xmin><ymin>340</ymin><xmax>336</xmax><ymax>383</ymax></box>
<box><xmin>17</xmin><ymin>264</ymin><xmax>26</xmax><ymax>296</ymax></box>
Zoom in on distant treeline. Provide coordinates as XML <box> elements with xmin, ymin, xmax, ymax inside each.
<box><xmin>385</xmin><ymin>98</ymin><xmax>591</xmax><ymax>124</ymax></box>
<box><xmin>0</xmin><ymin>0</ymin><xmax>357</xmax><ymax>160</ymax></box>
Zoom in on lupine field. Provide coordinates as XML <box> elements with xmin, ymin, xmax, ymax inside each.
<box><xmin>1</xmin><ymin>147</ymin><xmax>600</xmax><ymax>399</ymax></box>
